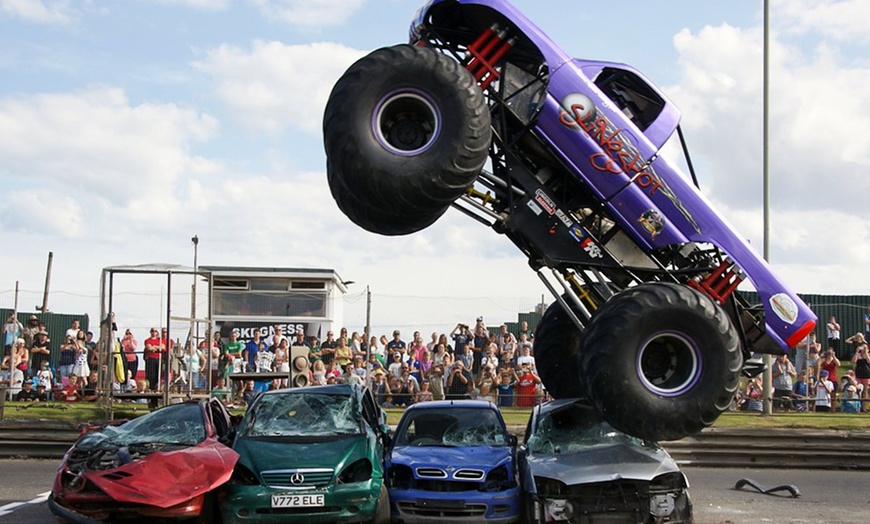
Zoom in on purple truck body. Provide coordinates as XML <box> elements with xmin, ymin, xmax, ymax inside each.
<box><xmin>411</xmin><ymin>0</ymin><xmax>815</xmax><ymax>350</ymax></box>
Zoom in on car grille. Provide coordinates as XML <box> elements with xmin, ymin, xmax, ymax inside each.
<box><xmin>261</xmin><ymin>468</ymin><xmax>334</xmax><ymax>488</ymax></box>
<box><xmin>453</xmin><ymin>468</ymin><xmax>484</xmax><ymax>480</ymax></box>
<box><xmin>397</xmin><ymin>501</ymin><xmax>487</xmax><ymax>518</ymax></box>
<box><xmin>416</xmin><ymin>467</ymin><xmax>447</xmax><ymax>478</ymax></box>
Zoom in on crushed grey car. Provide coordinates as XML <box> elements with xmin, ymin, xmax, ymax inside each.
<box><xmin>519</xmin><ymin>399</ymin><xmax>692</xmax><ymax>523</ymax></box>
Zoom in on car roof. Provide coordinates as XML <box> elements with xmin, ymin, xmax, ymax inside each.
<box><xmin>404</xmin><ymin>399</ymin><xmax>498</xmax><ymax>412</ymax></box>
<box><xmin>259</xmin><ymin>383</ymin><xmax>360</xmax><ymax>397</ymax></box>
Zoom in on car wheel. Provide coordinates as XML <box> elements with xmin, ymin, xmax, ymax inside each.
<box><xmin>580</xmin><ymin>282</ymin><xmax>742</xmax><ymax>441</ymax></box>
<box><xmin>327</xmin><ymin>162</ymin><xmax>449</xmax><ymax>236</ymax></box>
<box><xmin>372</xmin><ymin>483</ymin><xmax>390</xmax><ymax>524</ymax></box>
<box><xmin>323</xmin><ymin>44</ymin><xmax>491</xmax><ymax>233</ymax></box>
<box><xmin>533</xmin><ymin>297</ymin><xmax>585</xmax><ymax>399</ymax></box>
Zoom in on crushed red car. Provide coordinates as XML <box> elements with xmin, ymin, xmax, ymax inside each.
<box><xmin>49</xmin><ymin>399</ymin><xmax>239</xmax><ymax>522</ymax></box>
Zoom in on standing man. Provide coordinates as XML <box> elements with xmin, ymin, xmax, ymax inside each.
<box><xmin>22</xmin><ymin>315</ymin><xmax>40</xmax><ymax>350</ymax></box>
<box><xmin>30</xmin><ymin>329</ymin><xmax>51</xmax><ymax>376</ymax></box>
<box><xmin>143</xmin><ymin>328</ymin><xmax>165</xmax><ymax>391</ymax></box>
<box><xmin>3</xmin><ymin>313</ymin><xmax>23</xmax><ymax>357</ymax></box>
<box><xmin>65</xmin><ymin>319</ymin><xmax>81</xmax><ymax>341</ymax></box>
<box><xmin>772</xmin><ymin>353</ymin><xmax>796</xmax><ymax>410</ymax></box>
<box><xmin>320</xmin><ymin>330</ymin><xmax>338</xmax><ymax>368</ymax></box>
<box><xmin>386</xmin><ymin>330</ymin><xmax>406</xmax><ymax>362</ymax></box>
<box><xmin>243</xmin><ymin>330</ymin><xmax>265</xmax><ymax>372</ymax></box>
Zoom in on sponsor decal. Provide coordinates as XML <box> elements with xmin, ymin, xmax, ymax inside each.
<box><xmin>568</xmin><ymin>225</ymin><xmax>585</xmax><ymax>243</ymax></box>
<box><xmin>534</xmin><ymin>189</ymin><xmax>556</xmax><ymax>215</ymax></box>
<box><xmin>581</xmin><ymin>236</ymin><xmax>602</xmax><ymax>258</ymax></box>
<box><xmin>567</xmin><ymin>224</ymin><xmax>603</xmax><ymax>258</ymax></box>
<box><xmin>526</xmin><ymin>199</ymin><xmax>543</xmax><ymax>216</ymax></box>
<box><xmin>638</xmin><ymin>209</ymin><xmax>664</xmax><ymax>239</ymax></box>
<box><xmin>218</xmin><ymin>322</ymin><xmax>311</xmax><ymax>342</ymax></box>
<box><xmin>554</xmin><ymin>209</ymin><xmax>573</xmax><ymax>228</ymax></box>
<box><xmin>558</xmin><ymin>93</ymin><xmax>701</xmax><ymax>234</ymax></box>
<box><xmin>770</xmin><ymin>293</ymin><xmax>798</xmax><ymax>325</ymax></box>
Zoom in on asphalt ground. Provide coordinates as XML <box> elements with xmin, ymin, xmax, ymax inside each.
<box><xmin>2</xmin><ymin>460</ymin><xmax>868</xmax><ymax>523</ymax></box>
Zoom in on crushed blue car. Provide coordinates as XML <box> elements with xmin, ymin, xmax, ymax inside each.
<box><xmin>386</xmin><ymin>400</ymin><xmax>520</xmax><ymax>522</ymax></box>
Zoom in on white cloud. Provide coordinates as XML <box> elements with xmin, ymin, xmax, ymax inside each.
<box><xmin>193</xmin><ymin>40</ymin><xmax>365</xmax><ymax>135</ymax></box>
<box><xmin>0</xmin><ymin>0</ymin><xmax>77</xmax><ymax>24</ymax></box>
<box><xmin>775</xmin><ymin>0</ymin><xmax>870</xmax><ymax>44</ymax></box>
<box><xmin>143</xmin><ymin>0</ymin><xmax>232</xmax><ymax>9</ymax></box>
<box><xmin>665</xmin><ymin>22</ymin><xmax>870</xmax><ymax>217</ymax></box>
<box><xmin>0</xmin><ymin>87</ymin><xmax>221</xmax><ymax>237</ymax></box>
<box><xmin>249</xmin><ymin>0</ymin><xmax>366</xmax><ymax>27</ymax></box>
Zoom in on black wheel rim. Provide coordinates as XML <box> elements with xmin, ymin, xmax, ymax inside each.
<box><xmin>636</xmin><ymin>331</ymin><xmax>701</xmax><ymax>397</ymax></box>
<box><xmin>373</xmin><ymin>89</ymin><xmax>441</xmax><ymax>155</ymax></box>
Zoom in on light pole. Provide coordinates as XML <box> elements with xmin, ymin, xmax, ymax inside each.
<box><xmin>761</xmin><ymin>0</ymin><xmax>773</xmax><ymax>415</ymax></box>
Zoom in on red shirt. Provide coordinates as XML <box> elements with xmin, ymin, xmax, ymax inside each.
<box><xmin>820</xmin><ymin>359</ymin><xmax>838</xmax><ymax>383</ymax></box>
<box><xmin>144</xmin><ymin>336</ymin><xmax>164</xmax><ymax>359</ymax></box>
<box><xmin>516</xmin><ymin>372</ymin><xmax>538</xmax><ymax>407</ymax></box>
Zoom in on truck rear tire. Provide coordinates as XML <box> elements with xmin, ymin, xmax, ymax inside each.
<box><xmin>580</xmin><ymin>282</ymin><xmax>742</xmax><ymax>441</ymax></box>
<box><xmin>533</xmin><ymin>298</ymin><xmax>585</xmax><ymax>399</ymax></box>
<box><xmin>323</xmin><ymin>44</ymin><xmax>490</xmax><ymax>233</ymax></box>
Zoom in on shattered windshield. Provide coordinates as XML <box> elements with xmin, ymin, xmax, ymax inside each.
<box><xmin>395</xmin><ymin>407</ymin><xmax>508</xmax><ymax>447</ymax></box>
<box><xmin>526</xmin><ymin>404</ymin><xmax>653</xmax><ymax>455</ymax></box>
<box><xmin>78</xmin><ymin>403</ymin><xmax>206</xmax><ymax>449</ymax></box>
<box><xmin>243</xmin><ymin>392</ymin><xmax>360</xmax><ymax>437</ymax></box>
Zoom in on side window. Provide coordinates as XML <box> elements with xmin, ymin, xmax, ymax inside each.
<box><xmin>360</xmin><ymin>389</ymin><xmax>380</xmax><ymax>430</ymax></box>
<box><xmin>210</xmin><ymin>401</ymin><xmax>229</xmax><ymax>438</ymax></box>
<box><xmin>594</xmin><ymin>67</ymin><xmax>665</xmax><ymax>131</ymax></box>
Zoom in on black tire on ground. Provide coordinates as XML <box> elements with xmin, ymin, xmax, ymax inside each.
<box><xmin>327</xmin><ymin>160</ymin><xmax>448</xmax><ymax>236</ymax></box>
<box><xmin>323</xmin><ymin>44</ymin><xmax>491</xmax><ymax>232</ymax></box>
<box><xmin>579</xmin><ymin>282</ymin><xmax>742</xmax><ymax>441</ymax></box>
<box><xmin>534</xmin><ymin>298</ymin><xmax>586</xmax><ymax>399</ymax></box>
<box><xmin>372</xmin><ymin>483</ymin><xmax>390</xmax><ymax>524</ymax></box>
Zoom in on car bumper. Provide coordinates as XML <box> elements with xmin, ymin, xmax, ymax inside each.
<box><xmin>49</xmin><ymin>491</ymin><xmax>205</xmax><ymax>522</ymax></box>
<box><xmin>390</xmin><ymin>486</ymin><xmax>520</xmax><ymax>523</ymax></box>
<box><xmin>222</xmin><ymin>479</ymin><xmax>381</xmax><ymax>524</ymax></box>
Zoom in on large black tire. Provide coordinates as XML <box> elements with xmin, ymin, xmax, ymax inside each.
<box><xmin>323</xmin><ymin>44</ymin><xmax>491</xmax><ymax>233</ymax></box>
<box><xmin>327</xmin><ymin>159</ymin><xmax>448</xmax><ymax>236</ymax></box>
<box><xmin>534</xmin><ymin>298</ymin><xmax>585</xmax><ymax>399</ymax></box>
<box><xmin>579</xmin><ymin>282</ymin><xmax>742</xmax><ymax>441</ymax></box>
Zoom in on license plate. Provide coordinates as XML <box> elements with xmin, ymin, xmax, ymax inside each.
<box><xmin>271</xmin><ymin>494</ymin><xmax>325</xmax><ymax>508</ymax></box>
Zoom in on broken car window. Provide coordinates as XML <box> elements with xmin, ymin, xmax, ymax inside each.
<box><xmin>395</xmin><ymin>408</ymin><xmax>508</xmax><ymax>447</ymax></box>
<box><xmin>78</xmin><ymin>403</ymin><xmax>207</xmax><ymax>449</ymax></box>
<box><xmin>243</xmin><ymin>392</ymin><xmax>360</xmax><ymax>437</ymax></box>
<box><xmin>527</xmin><ymin>404</ymin><xmax>653</xmax><ymax>455</ymax></box>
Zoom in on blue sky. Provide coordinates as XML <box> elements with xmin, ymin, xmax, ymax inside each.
<box><xmin>2</xmin><ymin>0</ymin><xmax>870</xmax><ymax>331</ymax></box>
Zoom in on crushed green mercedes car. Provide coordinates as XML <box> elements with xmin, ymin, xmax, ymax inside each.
<box><xmin>221</xmin><ymin>384</ymin><xmax>391</xmax><ymax>523</ymax></box>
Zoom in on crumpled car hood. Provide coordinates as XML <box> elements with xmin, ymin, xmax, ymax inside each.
<box><xmin>391</xmin><ymin>445</ymin><xmax>512</xmax><ymax>472</ymax></box>
<box><xmin>235</xmin><ymin>435</ymin><xmax>368</xmax><ymax>476</ymax></box>
<box><xmin>525</xmin><ymin>442</ymin><xmax>679</xmax><ymax>486</ymax></box>
<box><xmin>84</xmin><ymin>442</ymin><xmax>238</xmax><ymax>508</ymax></box>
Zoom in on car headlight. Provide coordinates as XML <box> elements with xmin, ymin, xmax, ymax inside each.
<box><xmin>650</xmin><ymin>472</ymin><xmax>687</xmax><ymax>491</ymax></box>
<box><xmin>482</xmin><ymin>465</ymin><xmax>516</xmax><ymax>491</ymax></box>
<box><xmin>533</xmin><ymin>476</ymin><xmax>568</xmax><ymax>496</ymax></box>
<box><xmin>230</xmin><ymin>463</ymin><xmax>260</xmax><ymax>486</ymax></box>
<box><xmin>387</xmin><ymin>464</ymin><xmax>413</xmax><ymax>489</ymax></box>
<box><xmin>338</xmin><ymin>459</ymin><xmax>372</xmax><ymax>484</ymax></box>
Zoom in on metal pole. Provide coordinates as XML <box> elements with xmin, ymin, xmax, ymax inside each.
<box><xmin>40</xmin><ymin>252</ymin><xmax>53</xmax><ymax>312</ymax></box>
<box><xmin>13</xmin><ymin>281</ymin><xmax>19</xmax><ymax>319</ymax></box>
<box><xmin>191</xmin><ymin>235</ymin><xmax>198</xmax><ymax>395</ymax></box>
<box><xmin>365</xmin><ymin>286</ymin><xmax>371</xmax><ymax>359</ymax></box>
<box><xmin>761</xmin><ymin>0</ymin><xmax>773</xmax><ymax>416</ymax></box>
<box><xmin>164</xmin><ymin>274</ymin><xmax>171</xmax><ymax>407</ymax></box>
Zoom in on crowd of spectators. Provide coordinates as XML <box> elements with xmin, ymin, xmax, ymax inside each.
<box><xmin>1</xmin><ymin>314</ymin><xmax>101</xmax><ymax>402</ymax></box>
<box><xmin>732</xmin><ymin>314</ymin><xmax>869</xmax><ymax>413</ymax></box>
<box><xmin>5</xmin><ymin>307</ymin><xmax>870</xmax><ymax>415</ymax></box>
<box><xmin>208</xmin><ymin>318</ymin><xmax>544</xmax><ymax>408</ymax></box>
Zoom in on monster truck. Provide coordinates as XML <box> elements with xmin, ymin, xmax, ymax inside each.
<box><xmin>323</xmin><ymin>0</ymin><xmax>816</xmax><ymax>441</ymax></box>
